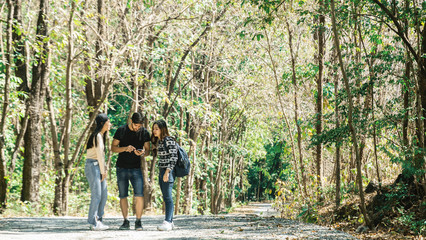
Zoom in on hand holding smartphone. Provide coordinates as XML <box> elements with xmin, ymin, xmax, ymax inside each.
<box><xmin>135</xmin><ymin>148</ymin><xmax>145</xmax><ymax>156</ymax></box>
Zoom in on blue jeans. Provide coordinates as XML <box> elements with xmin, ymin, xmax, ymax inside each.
<box><xmin>85</xmin><ymin>159</ymin><xmax>108</xmax><ymax>226</ymax></box>
<box><xmin>159</xmin><ymin>168</ymin><xmax>175</xmax><ymax>223</ymax></box>
<box><xmin>116</xmin><ymin>167</ymin><xmax>144</xmax><ymax>198</ymax></box>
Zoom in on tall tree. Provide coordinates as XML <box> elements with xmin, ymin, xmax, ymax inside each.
<box><xmin>286</xmin><ymin>20</ymin><xmax>308</xmax><ymax>198</ymax></box>
<box><xmin>60</xmin><ymin>0</ymin><xmax>76</xmax><ymax>215</ymax></box>
<box><xmin>9</xmin><ymin>0</ymin><xmax>30</xmax><ymax>176</ymax></box>
<box><xmin>0</xmin><ymin>0</ymin><xmax>14</xmax><ymax>209</ymax></box>
<box><xmin>333</xmin><ymin>53</ymin><xmax>341</xmax><ymax>207</ymax></box>
<box><xmin>330</xmin><ymin>0</ymin><xmax>372</xmax><ymax>228</ymax></box>
<box><xmin>315</xmin><ymin>0</ymin><xmax>325</xmax><ymax>196</ymax></box>
<box><xmin>21</xmin><ymin>0</ymin><xmax>50</xmax><ymax>203</ymax></box>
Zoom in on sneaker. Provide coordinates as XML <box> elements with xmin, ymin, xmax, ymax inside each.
<box><xmin>90</xmin><ymin>221</ymin><xmax>109</xmax><ymax>231</ymax></box>
<box><xmin>135</xmin><ymin>219</ymin><xmax>143</xmax><ymax>231</ymax></box>
<box><xmin>119</xmin><ymin>219</ymin><xmax>130</xmax><ymax>230</ymax></box>
<box><xmin>157</xmin><ymin>220</ymin><xmax>173</xmax><ymax>231</ymax></box>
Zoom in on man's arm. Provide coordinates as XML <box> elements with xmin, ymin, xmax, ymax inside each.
<box><xmin>111</xmin><ymin>139</ymin><xmax>135</xmax><ymax>153</ymax></box>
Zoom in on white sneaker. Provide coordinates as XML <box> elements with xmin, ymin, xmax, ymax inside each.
<box><xmin>157</xmin><ymin>221</ymin><xmax>173</xmax><ymax>231</ymax></box>
<box><xmin>90</xmin><ymin>220</ymin><xmax>109</xmax><ymax>231</ymax></box>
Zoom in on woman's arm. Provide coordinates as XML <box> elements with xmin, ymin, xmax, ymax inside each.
<box><xmin>95</xmin><ymin>134</ymin><xmax>106</xmax><ymax>175</ymax></box>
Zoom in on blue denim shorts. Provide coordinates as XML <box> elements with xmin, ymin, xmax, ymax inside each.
<box><xmin>116</xmin><ymin>167</ymin><xmax>144</xmax><ymax>198</ymax></box>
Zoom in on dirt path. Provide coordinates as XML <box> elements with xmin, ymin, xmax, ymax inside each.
<box><xmin>0</xmin><ymin>203</ymin><xmax>357</xmax><ymax>239</ymax></box>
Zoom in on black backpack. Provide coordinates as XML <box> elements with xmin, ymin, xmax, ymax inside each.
<box><xmin>174</xmin><ymin>142</ymin><xmax>190</xmax><ymax>177</ymax></box>
<box><xmin>165</xmin><ymin>138</ymin><xmax>190</xmax><ymax>177</ymax></box>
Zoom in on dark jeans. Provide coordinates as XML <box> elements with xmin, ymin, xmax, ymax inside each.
<box><xmin>159</xmin><ymin>168</ymin><xmax>175</xmax><ymax>223</ymax></box>
<box><xmin>116</xmin><ymin>167</ymin><xmax>144</xmax><ymax>198</ymax></box>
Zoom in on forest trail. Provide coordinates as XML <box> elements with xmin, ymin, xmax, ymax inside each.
<box><xmin>0</xmin><ymin>202</ymin><xmax>357</xmax><ymax>240</ymax></box>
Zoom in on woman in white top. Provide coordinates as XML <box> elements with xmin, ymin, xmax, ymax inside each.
<box><xmin>85</xmin><ymin>113</ymin><xmax>111</xmax><ymax>230</ymax></box>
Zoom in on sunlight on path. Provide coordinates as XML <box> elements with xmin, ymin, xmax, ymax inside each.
<box><xmin>230</xmin><ymin>202</ymin><xmax>280</xmax><ymax>217</ymax></box>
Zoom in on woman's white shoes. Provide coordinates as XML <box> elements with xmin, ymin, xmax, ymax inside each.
<box><xmin>157</xmin><ymin>221</ymin><xmax>174</xmax><ymax>231</ymax></box>
<box><xmin>90</xmin><ymin>220</ymin><xmax>109</xmax><ymax>231</ymax></box>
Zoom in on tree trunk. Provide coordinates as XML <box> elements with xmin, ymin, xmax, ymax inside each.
<box><xmin>226</xmin><ymin>156</ymin><xmax>236</xmax><ymax>208</ymax></box>
<box><xmin>84</xmin><ymin>0</ymin><xmax>104</xmax><ymax>114</ymax></box>
<box><xmin>334</xmin><ymin>59</ymin><xmax>341</xmax><ymax>208</ymax></box>
<box><xmin>9</xmin><ymin>105</ymin><xmax>29</xmax><ymax>173</ymax></box>
<box><xmin>197</xmin><ymin>178</ymin><xmax>207</xmax><ymax>215</ymax></box>
<box><xmin>183</xmin><ymin>100</ymin><xmax>200</xmax><ymax>214</ymax></box>
<box><xmin>95</xmin><ymin>0</ymin><xmax>105</xmax><ymax>101</ymax></box>
<box><xmin>330</xmin><ymin>0</ymin><xmax>372</xmax><ymax>228</ymax></box>
<box><xmin>9</xmin><ymin>0</ymin><xmax>29</xmax><ymax>175</ymax></box>
<box><xmin>142</xmin><ymin>155</ymin><xmax>153</xmax><ymax>211</ymax></box>
<box><xmin>13</xmin><ymin>0</ymin><xmax>30</xmax><ymax>94</ymax></box>
<box><xmin>174</xmin><ymin>105</ymin><xmax>185</xmax><ymax>214</ymax></box>
<box><xmin>21</xmin><ymin>0</ymin><xmax>49</xmax><ymax>203</ymax></box>
<box><xmin>183</xmin><ymin>142</ymin><xmax>195</xmax><ymax>214</ymax></box>
<box><xmin>213</xmin><ymin>148</ymin><xmax>225</xmax><ymax>214</ymax></box>
<box><xmin>316</xmin><ymin>0</ymin><xmax>325</xmax><ymax>196</ymax></box>
<box><xmin>196</xmin><ymin>134</ymin><xmax>209</xmax><ymax>214</ymax></box>
<box><xmin>348</xmin><ymin>146</ymin><xmax>355</xmax><ymax>183</ymax></box>
<box><xmin>46</xmin><ymin>86</ymin><xmax>64</xmax><ymax>215</ymax></box>
<box><xmin>60</xmin><ymin>0</ymin><xmax>76</xmax><ymax>215</ymax></box>
<box><xmin>286</xmin><ymin>21</ymin><xmax>308</xmax><ymax>197</ymax></box>
<box><xmin>174</xmin><ymin>178</ymin><xmax>182</xmax><ymax>215</ymax></box>
<box><xmin>82</xmin><ymin>0</ymin><xmax>95</xmax><ymax>110</ymax></box>
<box><xmin>402</xmin><ymin>0</ymin><xmax>411</xmax><ymax>153</ymax></box>
<box><xmin>0</xmin><ymin>0</ymin><xmax>14</xmax><ymax>209</ymax></box>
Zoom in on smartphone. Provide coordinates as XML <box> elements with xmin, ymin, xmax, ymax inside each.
<box><xmin>137</xmin><ymin>149</ymin><xmax>144</xmax><ymax>152</ymax></box>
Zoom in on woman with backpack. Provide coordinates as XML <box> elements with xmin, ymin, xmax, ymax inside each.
<box><xmin>151</xmin><ymin>119</ymin><xmax>178</xmax><ymax>231</ymax></box>
<box><xmin>85</xmin><ymin>113</ymin><xmax>111</xmax><ymax>230</ymax></box>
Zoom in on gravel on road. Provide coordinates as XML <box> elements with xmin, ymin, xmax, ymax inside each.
<box><xmin>0</xmin><ymin>213</ymin><xmax>357</xmax><ymax>240</ymax></box>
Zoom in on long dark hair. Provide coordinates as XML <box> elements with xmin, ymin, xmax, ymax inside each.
<box><xmin>151</xmin><ymin>119</ymin><xmax>170</xmax><ymax>143</ymax></box>
<box><xmin>151</xmin><ymin>119</ymin><xmax>170</xmax><ymax>157</ymax></box>
<box><xmin>87</xmin><ymin>113</ymin><xmax>109</xmax><ymax>150</ymax></box>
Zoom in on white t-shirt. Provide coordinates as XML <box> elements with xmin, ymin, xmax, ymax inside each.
<box><xmin>86</xmin><ymin>133</ymin><xmax>106</xmax><ymax>174</ymax></box>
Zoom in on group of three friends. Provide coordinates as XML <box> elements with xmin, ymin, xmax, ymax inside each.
<box><xmin>85</xmin><ymin>112</ymin><xmax>178</xmax><ymax>231</ymax></box>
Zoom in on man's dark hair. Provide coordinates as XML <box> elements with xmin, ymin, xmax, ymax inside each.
<box><xmin>131</xmin><ymin>112</ymin><xmax>144</xmax><ymax>124</ymax></box>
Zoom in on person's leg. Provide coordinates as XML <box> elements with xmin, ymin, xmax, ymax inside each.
<box><xmin>159</xmin><ymin>169</ymin><xmax>174</xmax><ymax>223</ymax></box>
<box><xmin>120</xmin><ymin>197</ymin><xmax>129</xmax><ymax>219</ymax></box>
<box><xmin>117</xmin><ymin>167</ymin><xmax>130</xmax><ymax>219</ymax></box>
<box><xmin>97</xmin><ymin>179</ymin><xmax>108</xmax><ymax>220</ymax></box>
<box><xmin>129</xmin><ymin>168</ymin><xmax>144</xmax><ymax>219</ymax></box>
<box><xmin>135</xmin><ymin>197</ymin><xmax>143</xmax><ymax>219</ymax></box>
<box><xmin>85</xmin><ymin>159</ymin><xmax>102</xmax><ymax>226</ymax></box>
<box><xmin>161</xmin><ymin>182</ymin><xmax>174</xmax><ymax>222</ymax></box>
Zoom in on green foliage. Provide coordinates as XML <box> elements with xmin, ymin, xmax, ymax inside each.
<box><xmin>396</xmin><ymin>208</ymin><xmax>425</xmax><ymax>235</ymax></box>
<box><xmin>247</xmin><ymin>134</ymin><xmax>292</xmax><ymax>201</ymax></box>
<box><xmin>298</xmin><ymin>203</ymin><xmax>318</xmax><ymax>223</ymax></box>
